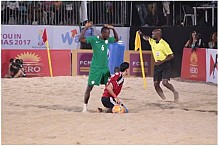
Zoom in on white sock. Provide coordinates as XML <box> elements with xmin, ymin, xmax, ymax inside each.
<box><xmin>82</xmin><ymin>104</ymin><xmax>87</xmax><ymax>112</ymax></box>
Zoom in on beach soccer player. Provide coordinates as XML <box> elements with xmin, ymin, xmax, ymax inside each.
<box><xmin>79</xmin><ymin>21</ymin><xmax>119</xmax><ymax>112</ymax></box>
<box><xmin>98</xmin><ymin>62</ymin><xmax>129</xmax><ymax>113</ymax></box>
<box><xmin>139</xmin><ymin>29</ymin><xmax>179</xmax><ymax>102</ymax></box>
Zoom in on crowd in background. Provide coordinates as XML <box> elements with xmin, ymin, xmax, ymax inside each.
<box><xmin>1</xmin><ymin>1</ymin><xmax>217</xmax><ymax>50</ymax></box>
<box><xmin>1</xmin><ymin>1</ymin><xmax>82</xmax><ymax>25</ymax></box>
<box><xmin>185</xmin><ymin>31</ymin><xmax>217</xmax><ymax>49</ymax></box>
<box><xmin>1</xmin><ymin>1</ymin><xmax>217</xmax><ymax>27</ymax></box>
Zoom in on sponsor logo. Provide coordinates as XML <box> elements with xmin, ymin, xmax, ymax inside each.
<box><xmin>132</xmin><ymin>61</ymin><xmax>149</xmax><ymax>67</ymax></box>
<box><xmin>190</xmin><ymin>51</ymin><xmax>198</xmax><ymax>66</ymax></box>
<box><xmin>15</xmin><ymin>52</ymin><xmax>43</xmax><ymax>77</ymax></box>
<box><xmin>80</xmin><ymin>60</ymin><xmax>92</xmax><ymax>66</ymax></box>
<box><xmin>210</xmin><ymin>54</ymin><xmax>218</xmax><ymax>78</ymax></box>
<box><xmin>61</xmin><ymin>29</ymin><xmax>79</xmax><ymax>45</ymax></box>
<box><xmin>189</xmin><ymin>51</ymin><xmax>198</xmax><ymax>77</ymax></box>
<box><xmin>38</xmin><ymin>29</ymin><xmax>45</xmax><ymax>46</ymax></box>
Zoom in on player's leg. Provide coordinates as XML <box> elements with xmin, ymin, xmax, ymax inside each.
<box><xmin>154</xmin><ymin>81</ymin><xmax>166</xmax><ymax>100</ymax></box>
<box><xmin>153</xmin><ymin>65</ymin><xmax>166</xmax><ymax>100</ymax></box>
<box><xmin>97</xmin><ymin>107</ymin><xmax>112</xmax><ymax>113</ymax></box>
<box><xmin>82</xmin><ymin>85</ymin><xmax>94</xmax><ymax>112</ymax></box>
<box><xmin>100</xmin><ymin>97</ymin><xmax>116</xmax><ymax>113</ymax></box>
<box><xmin>162</xmin><ymin>79</ymin><xmax>174</xmax><ymax>92</ymax></box>
<box><xmin>82</xmin><ymin>68</ymin><xmax>103</xmax><ymax>112</ymax></box>
<box><xmin>162</xmin><ymin>79</ymin><xmax>179</xmax><ymax>102</ymax></box>
<box><xmin>161</xmin><ymin>62</ymin><xmax>179</xmax><ymax>102</ymax></box>
<box><xmin>84</xmin><ymin>85</ymin><xmax>94</xmax><ymax>104</ymax></box>
<box><xmin>101</xmin><ymin>67</ymin><xmax>111</xmax><ymax>85</ymax></box>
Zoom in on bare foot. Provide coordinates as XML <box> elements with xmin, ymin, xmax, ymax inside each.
<box><xmin>97</xmin><ymin>107</ymin><xmax>103</xmax><ymax>113</ymax></box>
<box><xmin>174</xmin><ymin>91</ymin><xmax>179</xmax><ymax>103</ymax></box>
<box><xmin>82</xmin><ymin>108</ymin><xmax>88</xmax><ymax>113</ymax></box>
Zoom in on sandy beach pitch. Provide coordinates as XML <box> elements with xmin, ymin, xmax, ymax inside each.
<box><xmin>1</xmin><ymin>76</ymin><xmax>217</xmax><ymax>144</ymax></box>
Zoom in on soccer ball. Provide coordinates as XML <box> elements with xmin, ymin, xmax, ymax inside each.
<box><xmin>112</xmin><ymin>105</ymin><xmax>126</xmax><ymax>113</ymax></box>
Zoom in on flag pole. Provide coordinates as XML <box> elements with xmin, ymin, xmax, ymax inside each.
<box><xmin>43</xmin><ymin>29</ymin><xmax>53</xmax><ymax>77</ymax></box>
<box><xmin>135</xmin><ymin>31</ymin><xmax>146</xmax><ymax>89</ymax></box>
<box><xmin>46</xmin><ymin>41</ymin><xmax>53</xmax><ymax>77</ymax></box>
<box><xmin>139</xmin><ymin>44</ymin><xmax>147</xmax><ymax>89</ymax></box>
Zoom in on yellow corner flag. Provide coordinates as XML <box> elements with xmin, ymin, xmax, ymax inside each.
<box><xmin>42</xmin><ymin>28</ymin><xmax>53</xmax><ymax>77</ymax></box>
<box><xmin>134</xmin><ymin>31</ymin><xmax>146</xmax><ymax>89</ymax></box>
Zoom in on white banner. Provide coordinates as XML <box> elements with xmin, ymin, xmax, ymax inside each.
<box><xmin>1</xmin><ymin>25</ymin><xmax>80</xmax><ymax>50</ymax></box>
<box><xmin>1</xmin><ymin>25</ymin><xmax>130</xmax><ymax>50</ymax></box>
<box><xmin>206</xmin><ymin>49</ymin><xmax>218</xmax><ymax>84</ymax></box>
<box><xmin>52</xmin><ymin>26</ymin><xmax>80</xmax><ymax>49</ymax></box>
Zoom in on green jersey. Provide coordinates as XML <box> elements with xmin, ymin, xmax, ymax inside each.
<box><xmin>86</xmin><ymin>36</ymin><xmax>115</xmax><ymax>68</ymax></box>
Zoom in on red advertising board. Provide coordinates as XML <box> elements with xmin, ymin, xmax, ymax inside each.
<box><xmin>181</xmin><ymin>48</ymin><xmax>206</xmax><ymax>81</ymax></box>
<box><xmin>1</xmin><ymin>50</ymin><xmax>71</xmax><ymax>77</ymax></box>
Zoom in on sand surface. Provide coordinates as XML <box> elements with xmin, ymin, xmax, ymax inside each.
<box><xmin>1</xmin><ymin>76</ymin><xmax>217</xmax><ymax>144</ymax></box>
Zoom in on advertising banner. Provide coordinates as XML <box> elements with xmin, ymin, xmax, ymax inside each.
<box><xmin>1</xmin><ymin>50</ymin><xmax>71</xmax><ymax>77</ymax></box>
<box><xmin>1</xmin><ymin>25</ymin><xmax>129</xmax><ymax>50</ymax></box>
<box><xmin>77</xmin><ymin>52</ymin><xmax>93</xmax><ymax>75</ymax></box>
<box><xmin>206</xmin><ymin>49</ymin><xmax>217</xmax><ymax>84</ymax></box>
<box><xmin>52</xmin><ymin>26</ymin><xmax>80</xmax><ymax>49</ymax></box>
<box><xmin>1</xmin><ymin>25</ymin><xmax>80</xmax><ymax>50</ymax></box>
<box><xmin>181</xmin><ymin>48</ymin><xmax>206</xmax><ymax>81</ymax></box>
<box><xmin>129</xmin><ymin>53</ymin><xmax>152</xmax><ymax>77</ymax></box>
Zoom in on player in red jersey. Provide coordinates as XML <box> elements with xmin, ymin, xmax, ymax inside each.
<box><xmin>98</xmin><ymin>62</ymin><xmax>129</xmax><ymax>113</ymax></box>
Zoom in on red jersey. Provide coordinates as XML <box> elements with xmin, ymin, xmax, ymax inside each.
<box><xmin>102</xmin><ymin>72</ymin><xmax>124</xmax><ymax>98</ymax></box>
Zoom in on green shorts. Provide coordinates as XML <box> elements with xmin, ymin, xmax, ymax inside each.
<box><xmin>88</xmin><ymin>67</ymin><xmax>110</xmax><ymax>86</ymax></box>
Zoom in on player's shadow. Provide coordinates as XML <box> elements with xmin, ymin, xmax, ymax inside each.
<box><xmin>145</xmin><ymin>102</ymin><xmax>177</xmax><ymax>110</ymax></box>
<box><xmin>33</xmin><ymin>104</ymin><xmax>83</xmax><ymax>112</ymax></box>
<box><xmin>8</xmin><ymin>102</ymin><xmax>83</xmax><ymax>112</ymax></box>
<box><xmin>127</xmin><ymin>101</ymin><xmax>180</xmax><ymax>113</ymax></box>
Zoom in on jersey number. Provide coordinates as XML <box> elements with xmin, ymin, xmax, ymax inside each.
<box><xmin>101</xmin><ymin>45</ymin><xmax>105</xmax><ymax>51</ymax></box>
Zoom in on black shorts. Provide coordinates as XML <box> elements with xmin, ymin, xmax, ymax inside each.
<box><xmin>101</xmin><ymin>97</ymin><xmax>116</xmax><ymax>108</ymax></box>
<box><xmin>153</xmin><ymin>61</ymin><xmax>171</xmax><ymax>81</ymax></box>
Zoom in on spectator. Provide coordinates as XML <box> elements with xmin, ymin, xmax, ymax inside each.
<box><xmin>29</xmin><ymin>2</ymin><xmax>44</xmax><ymax>25</ymax></box>
<box><xmin>135</xmin><ymin>2</ymin><xmax>149</xmax><ymax>27</ymax></box>
<box><xmin>162</xmin><ymin>1</ymin><xmax>170</xmax><ymax>26</ymax></box>
<box><xmin>65</xmin><ymin>2</ymin><xmax>74</xmax><ymax>25</ymax></box>
<box><xmin>105</xmin><ymin>2</ymin><xmax>113</xmax><ymax>24</ymax></box>
<box><xmin>79</xmin><ymin>0</ymin><xmax>88</xmax><ymax>24</ymax></box>
<box><xmin>18</xmin><ymin>1</ymin><xmax>29</xmax><ymax>24</ymax></box>
<box><xmin>42</xmin><ymin>1</ymin><xmax>54</xmax><ymax>25</ymax></box>
<box><xmin>208</xmin><ymin>32</ymin><xmax>217</xmax><ymax>49</ymax></box>
<box><xmin>64</xmin><ymin>1</ymin><xmax>80</xmax><ymax>25</ymax></box>
<box><xmin>5</xmin><ymin>58</ymin><xmax>26</xmax><ymax>78</ymax></box>
<box><xmin>147</xmin><ymin>2</ymin><xmax>158</xmax><ymax>26</ymax></box>
<box><xmin>53</xmin><ymin>1</ymin><xmax>64</xmax><ymax>25</ymax></box>
<box><xmin>1</xmin><ymin>1</ymin><xmax>7</xmax><ymax>24</ymax></box>
<box><xmin>184</xmin><ymin>31</ymin><xmax>204</xmax><ymax>49</ymax></box>
<box><xmin>6</xmin><ymin>1</ymin><xmax>19</xmax><ymax>24</ymax></box>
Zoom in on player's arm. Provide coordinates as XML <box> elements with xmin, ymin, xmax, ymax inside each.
<box><xmin>165</xmin><ymin>54</ymin><xmax>174</xmax><ymax>62</ymax></box>
<box><xmin>106</xmin><ymin>83</ymin><xmax>120</xmax><ymax>104</ymax></box>
<box><xmin>104</xmin><ymin>24</ymin><xmax>119</xmax><ymax>42</ymax></box>
<box><xmin>155</xmin><ymin>54</ymin><xmax>174</xmax><ymax>66</ymax></box>
<box><xmin>79</xmin><ymin>21</ymin><xmax>93</xmax><ymax>43</ymax></box>
<box><xmin>138</xmin><ymin>30</ymin><xmax>150</xmax><ymax>41</ymax></box>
